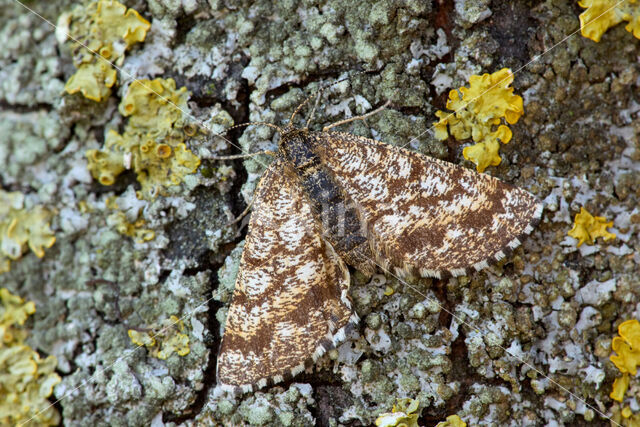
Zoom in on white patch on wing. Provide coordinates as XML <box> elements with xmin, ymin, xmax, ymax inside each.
<box><xmin>420</xmin><ymin>175</ymin><xmax>442</xmax><ymax>194</ymax></box>
<box><xmin>454</xmin><ymin>193</ymin><xmax>475</xmax><ymax>210</ymax></box>
<box><xmin>243</xmin><ymin>268</ymin><xmax>273</xmax><ymax>296</ymax></box>
<box><xmin>295</xmin><ymin>260</ymin><xmax>321</xmax><ymax>282</ymax></box>
<box><xmin>380</xmin><ymin>213</ymin><xmax>406</xmax><ymax>228</ymax></box>
<box><xmin>447</xmin><ymin>228</ymin><xmax>463</xmax><ymax>240</ymax></box>
<box><xmin>395</xmin><ymin>156</ymin><xmax>411</xmax><ymax>178</ymax></box>
<box><xmin>357</xmin><ymin>173</ymin><xmax>388</xmax><ymax>200</ymax></box>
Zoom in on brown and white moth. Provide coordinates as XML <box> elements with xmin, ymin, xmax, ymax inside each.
<box><xmin>216</xmin><ymin>91</ymin><xmax>543</xmax><ymax>393</ymax></box>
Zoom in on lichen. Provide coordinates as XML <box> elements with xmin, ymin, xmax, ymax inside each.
<box><xmin>64</xmin><ymin>58</ymin><xmax>118</xmax><ymax>103</ymax></box>
<box><xmin>567</xmin><ymin>207</ymin><xmax>616</xmax><ymax>247</ymax></box>
<box><xmin>433</xmin><ymin>68</ymin><xmax>523</xmax><ymax>172</ymax></box>
<box><xmin>128</xmin><ymin>315</ymin><xmax>190</xmax><ymax>360</ymax></box>
<box><xmin>86</xmin><ymin>78</ymin><xmax>201</xmax><ymax>199</ymax></box>
<box><xmin>611</xmin><ymin>319</ymin><xmax>640</xmax><ymax>376</ymax></box>
<box><xmin>62</xmin><ymin>0</ymin><xmax>151</xmax><ymax>102</ymax></box>
<box><xmin>3</xmin><ymin>0</ymin><xmax>639</xmax><ymax>424</ymax></box>
<box><xmin>611</xmin><ymin>373</ymin><xmax>630</xmax><ymax>402</ymax></box>
<box><xmin>0</xmin><ymin>288</ymin><xmax>61</xmax><ymax>426</ymax></box>
<box><xmin>106</xmin><ymin>211</ymin><xmax>155</xmax><ymax>243</ymax></box>
<box><xmin>608</xmin><ymin>318</ymin><xmax>640</xmax><ymax>427</ymax></box>
<box><xmin>612</xmin><ymin>404</ymin><xmax>640</xmax><ymax>427</ymax></box>
<box><xmin>436</xmin><ymin>415</ymin><xmax>467</xmax><ymax>427</ymax></box>
<box><xmin>0</xmin><ymin>190</ymin><xmax>56</xmax><ymax>274</ymax></box>
<box><xmin>578</xmin><ymin>0</ymin><xmax>640</xmax><ymax>42</ymax></box>
<box><xmin>375</xmin><ymin>398</ymin><xmax>420</xmax><ymax>427</ymax></box>
<box><xmin>104</xmin><ymin>197</ymin><xmax>155</xmax><ymax>243</ymax></box>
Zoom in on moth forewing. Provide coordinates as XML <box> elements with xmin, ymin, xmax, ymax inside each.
<box><xmin>216</xmin><ymin>158</ymin><xmax>354</xmax><ymax>391</ymax></box>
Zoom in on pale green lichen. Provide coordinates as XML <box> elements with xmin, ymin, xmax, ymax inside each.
<box><xmin>433</xmin><ymin>68</ymin><xmax>524</xmax><ymax>172</ymax></box>
<box><xmin>63</xmin><ymin>0</ymin><xmax>151</xmax><ymax>101</ymax></box>
<box><xmin>86</xmin><ymin>78</ymin><xmax>201</xmax><ymax>200</ymax></box>
<box><xmin>0</xmin><ymin>190</ymin><xmax>55</xmax><ymax>274</ymax></box>
<box><xmin>0</xmin><ymin>288</ymin><xmax>61</xmax><ymax>426</ymax></box>
<box><xmin>128</xmin><ymin>315</ymin><xmax>190</xmax><ymax>360</ymax></box>
<box><xmin>375</xmin><ymin>398</ymin><xmax>420</xmax><ymax>427</ymax></box>
<box><xmin>104</xmin><ymin>197</ymin><xmax>155</xmax><ymax>243</ymax></box>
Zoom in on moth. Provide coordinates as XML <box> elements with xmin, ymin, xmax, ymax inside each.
<box><xmin>215</xmin><ymin>88</ymin><xmax>543</xmax><ymax>393</ymax></box>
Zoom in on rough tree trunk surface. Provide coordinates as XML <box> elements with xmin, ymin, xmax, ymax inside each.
<box><xmin>1</xmin><ymin>0</ymin><xmax>638</xmax><ymax>426</ymax></box>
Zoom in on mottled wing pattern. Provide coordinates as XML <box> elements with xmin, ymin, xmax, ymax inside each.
<box><xmin>217</xmin><ymin>158</ymin><xmax>356</xmax><ymax>392</ymax></box>
<box><xmin>312</xmin><ymin>131</ymin><xmax>543</xmax><ymax>279</ymax></box>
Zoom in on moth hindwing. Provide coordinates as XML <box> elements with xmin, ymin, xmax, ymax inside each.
<box><xmin>216</xmin><ymin>105</ymin><xmax>542</xmax><ymax>392</ymax></box>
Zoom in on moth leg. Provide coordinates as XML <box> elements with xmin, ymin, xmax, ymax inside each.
<box><xmin>210</xmin><ymin>150</ymin><xmax>276</xmax><ymax>161</ymax></box>
<box><xmin>322</xmin><ymin>99</ymin><xmax>392</xmax><ymax>132</ymax></box>
<box><xmin>225</xmin><ymin>193</ymin><xmax>257</xmax><ymax>227</ymax></box>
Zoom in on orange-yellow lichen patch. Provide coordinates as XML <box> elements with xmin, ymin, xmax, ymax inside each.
<box><xmin>86</xmin><ymin>78</ymin><xmax>201</xmax><ymax>199</ymax></box>
<box><xmin>611</xmin><ymin>373</ymin><xmax>630</xmax><ymax>402</ymax></box>
<box><xmin>63</xmin><ymin>0</ymin><xmax>151</xmax><ymax>102</ymax></box>
<box><xmin>0</xmin><ymin>191</ymin><xmax>56</xmax><ymax>274</ymax></box>
<box><xmin>611</xmin><ymin>319</ymin><xmax>640</xmax><ymax>375</ymax></box>
<box><xmin>568</xmin><ymin>207</ymin><xmax>616</xmax><ymax>247</ymax></box>
<box><xmin>0</xmin><ymin>288</ymin><xmax>61</xmax><ymax>426</ymax></box>
<box><xmin>578</xmin><ymin>0</ymin><xmax>640</xmax><ymax>42</ymax></box>
<box><xmin>128</xmin><ymin>315</ymin><xmax>190</xmax><ymax>360</ymax></box>
<box><xmin>433</xmin><ymin>68</ymin><xmax>523</xmax><ymax>172</ymax></box>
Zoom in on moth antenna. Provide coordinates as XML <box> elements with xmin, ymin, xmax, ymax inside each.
<box><xmin>305</xmin><ymin>91</ymin><xmax>323</xmax><ymax>129</ymax></box>
<box><xmin>213</xmin><ymin>121</ymin><xmax>284</xmax><ymax>138</ymax></box>
<box><xmin>207</xmin><ymin>121</ymin><xmax>282</xmax><ymax>160</ymax></box>
<box><xmin>322</xmin><ymin>99</ymin><xmax>392</xmax><ymax>132</ymax></box>
<box><xmin>210</xmin><ymin>150</ymin><xmax>276</xmax><ymax>161</ymax></box>
<box><xmin>289</xmin><ymin>68</ymin><xmax>380</xmax><ymax>127</ymax></box>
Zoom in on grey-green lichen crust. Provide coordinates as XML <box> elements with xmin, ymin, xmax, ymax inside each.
<box><xmin>1</xmin><ymin>0</ymin><xmax>639</xmax><ymax>426</ymax></box>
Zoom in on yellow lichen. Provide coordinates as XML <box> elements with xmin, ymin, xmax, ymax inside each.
<box><xmin>128</xmin><ymin>315</ymin><xmax>190</xmax><ymax>360</ymax></box>
<box><xmin>107</xmin><ymin>211</ymin><xmax>155</xmax><ymax>243</ymax></box>
<box><xmin>0</xmin><ymin>190</ymin><xmax>56</xmax><ymax>274</ymax></box>
<box><xmin>612</xmin><ymin>404</ymin><xmax>640</xmax><ymax>427</ymax></box>
<box><xmin>64</xmin><ymin>60</ymin><xmax>117</xmax><ymax>102</ymax></box>
<box><xmin>568</xmin><ymin>207</ymin><xmax>616</xmax><ymax>247</ymax></box>
<box><xmin>578</xmin><ymin>0</ymin><xmax>640</xmax><ymax>42</ymax></box>
<box><xmin>86</xmin><ymin>78</ymin><xmax>201</xmax><ymax>199</ymax></box>
<box><xmin>0</xmin><ymin>288</ymin><xmax>61</xmax><ymax>426</ymax></box>
<box><xmin>611</xmin><ymin>373</ymin><xmax>630</xmax><ymax>402</ymax></box>
<box><xmin>611</xmin><ymin>319</ymin><xmax>640</xmax><ymax>375</ymax></box>
<box><xmin>433</xmin><ymin>68</ymin><xmax>523</xmax><ymax>172</ymax></box>
<box><xmin>101</xmin><ymin>197</ymin><xmax>154</xmax><ymax>243</ymax></box>
<box><xmin>63</xmin><ymin>0</ymin><xmax>151</xmax><ymax>102</ymax></box>
<box><xmin>436</xmin><ymin>415</ymin><xmax>467</xmax><ymax>427</ymax></box>
<box><xmin>375</xmin><ymin>398</ymin><xmax>420</xmax><ymax>427</ymax></box>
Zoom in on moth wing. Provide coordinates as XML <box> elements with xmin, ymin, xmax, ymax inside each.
<box><xmin>217</xmin><ymin>158</ymin><xmax>355</xmax><ymax>391</ymax></box>
<box><xmin>313</xmin><ymin>131</ymin><xmax>543</xmax><ymax>279</ymax></box>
